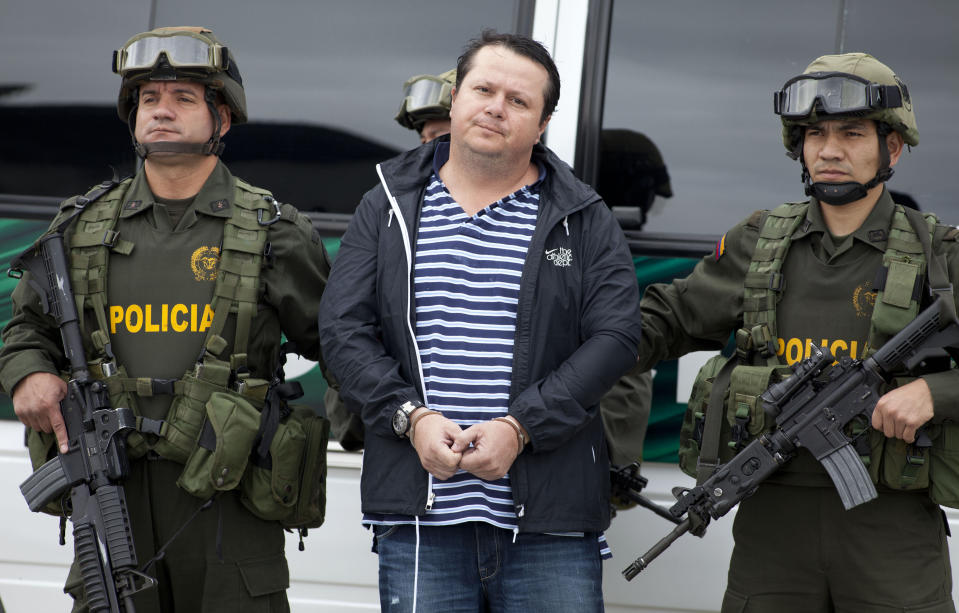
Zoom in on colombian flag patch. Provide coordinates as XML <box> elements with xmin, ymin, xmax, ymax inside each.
<box><xmin>714</xmin><ymin>233</ymin><xmax>727</xmax><ymax>261</ymax></box>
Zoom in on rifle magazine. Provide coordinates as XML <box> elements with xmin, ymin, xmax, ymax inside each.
<box><xmin>820</xmin><ymin>443</ymin><xmax>878</xmax><ymax>510</ymax></box>
<box><xmin>19</xmin><ymin>456</ymin><xmax>69</xmax><ymax>513</ymax></box>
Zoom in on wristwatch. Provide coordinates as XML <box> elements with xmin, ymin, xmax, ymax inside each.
<box><xmin>392</xmin><ymin>400</ymin><xmax>421</xmax><ymax>438</ymax></box>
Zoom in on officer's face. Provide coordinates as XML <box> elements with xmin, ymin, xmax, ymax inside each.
<box><xmin>449</xmin><ymin>45</ymin><xmax>550</xmax><ymax>163</ymax></box>
<box><xmin>803</xmin><ymin>119</ymin><xmax>903</xmax><ymax>186</ymax></box>
<box><xmin>420</xmin><ymin>118</ymin><xmax>451</xmax><ymax>144</ymax></box>
<box><xmin>134</xmin><ymin>80</ymin><xmax>230</xmax><ymax>152</ymax></box>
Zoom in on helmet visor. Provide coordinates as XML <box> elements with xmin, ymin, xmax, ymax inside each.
<box><xmin>115</xmin><ymin>32</ymin><xmax>224</xmax><ymax>74</ymax></box>
<box><xmin>402</xmin><ymin>76</ymin><xmax>452</xmax><ymax>114</ymax></box>
<box><xmin>774</xmin><ymin>72</ymin><xmax>902</xmax><ymax>119</ymax></box>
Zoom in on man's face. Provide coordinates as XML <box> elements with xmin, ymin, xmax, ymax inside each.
<box><xmin>449</xmin><ymin>45</ymin><xmax>550</xmax><ymax>163</ymax></box>
<box><xmin>134</xmin><ymin>80</ymin><xmax>229</xmax><ymax>154</ymax></box>
<box><xmin>802</xmin><ymin>118</ymin><xmax>885</xmax><ymax>186</ymax></box>
<box><xmin>420</xmin><ymin>118</ymin><xmax>451</xmax><ymax>144</ymax></box>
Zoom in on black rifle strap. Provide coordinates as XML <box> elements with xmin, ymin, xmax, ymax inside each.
<box><xmin>53</xmin><ymin>174</ymin><xmax>124</xmax><ymax>235</ymax></box>
<box><xmin>696</xmin><ymin>355</ymin><xmax>739</xmax><ymax>484</ymax></box>
<box><xmin>140</xmin><ymin>496</ymin><xmax>216</xmax><ymax>574</ymax></box>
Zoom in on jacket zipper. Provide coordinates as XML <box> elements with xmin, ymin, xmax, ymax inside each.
<box><xmin>376</xmin><ymin>163</ymin><xmax>434</xmax><ymax>514</ymax></box>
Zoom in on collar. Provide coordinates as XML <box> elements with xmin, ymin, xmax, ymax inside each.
<box><xmin>119</xmin><ymin>160</ymin><xmax>236</xmax><ymax>220</ymax></box>
<box><xmin>794</xmin><ymin>188</ymin><xmax>896</xmax><ymax>252</ymax></box>
<box><xmin>431</xmin><ymin>140</ymin><xmax>547</xmax><ymax>187</ymax></box>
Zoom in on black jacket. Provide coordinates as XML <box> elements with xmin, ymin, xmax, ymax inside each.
<box><xmin>319</xmin><ymin>139</ymin><xmax>642</xmax><ymax>533</ymax></box>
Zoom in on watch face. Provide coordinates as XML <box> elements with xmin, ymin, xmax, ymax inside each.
<box><xmin>392</xmin><ymin>408</ymin><xmax>410</xmax><ymax>436</ymax></box>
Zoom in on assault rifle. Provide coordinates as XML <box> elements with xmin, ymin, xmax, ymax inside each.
<box><xmin>12</xmin><ymin>231</ymin><xmax>154</xmax><ymax>611</ymax></box>
<box><xmin>623</xmin><ymin>299</ymin><xmax>959</xmax><ymax>580</ymax></box>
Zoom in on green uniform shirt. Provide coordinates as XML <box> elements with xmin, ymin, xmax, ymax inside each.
<box><xmin>639</xmin><ymin>189</ymin><xmax>959</xmax><ymax>484</ymax></box>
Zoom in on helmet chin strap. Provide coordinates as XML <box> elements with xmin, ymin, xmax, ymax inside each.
<box><xmin>800</xmin><ymin>127</ymin><xmax>894</xmax><ymax>206</ymax></box>
<box><xmin>129</xmin><ymin>87</ymin><xmax>226</xmax><ymax>159</ymax></box>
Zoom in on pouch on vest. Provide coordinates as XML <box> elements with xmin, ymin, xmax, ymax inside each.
<box><xmin>177</xmin><ymin>391</ymin><xmax>262</xmax><ymax>499</ymax></box>
<box><xmin>679</xmin><ymin>354</ymin><xmax>728</xmax><ymax>478</ymax></box>
<box><xmin>241</xmin><ymin>405</ymin><xmax>329</xmax><ymax>529</ymax></box>
<box><xmin>726</xmin><ymin>365</ymin><xmax>790</xmax><ymax>446</ymax></box>
<box><xmin>930</xmin><ymin>423</ymin><xmax>959</xmax><ymax>507</ymax></box>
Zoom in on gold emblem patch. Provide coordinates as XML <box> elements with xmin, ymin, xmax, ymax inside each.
<box><xmin>190</xmin><ymin>246</ymin><xmax>220</xmax><ymax>282</ymax></box>
<box><xmin>852</xmin><ymin>281</ymin><xmax>876</xmax><ymax>318</ymax></box>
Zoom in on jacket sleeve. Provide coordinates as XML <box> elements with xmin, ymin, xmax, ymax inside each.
<box><xmin>263</xmin><ymin>204</ymin><xmax>331</xmax><ymax>363</ymax></box>
<box><xmin>318</xmin><ymin>189</ymin><xmax>423</xmax><ymax>438</ymax></box>
<box><xmin>0</xmin><ymin>268</ymin><xmax>67</xmax><ymax>395</ymax></box>
<box><xmin>921</xmin><ymin>228</ymin><xmax>959</xmax><ymax>423</ymax></box>
<box><xmin>509</xmin><ymin>203</ymin><xmax>643</xmax><ymax>452</ymax></box>
<box><xmin>638</xmin><ymin>215</ymin><xmax>759</xmax><ymax>372</ymax></box>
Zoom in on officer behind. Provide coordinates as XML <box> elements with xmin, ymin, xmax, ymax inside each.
<box><xmin>0</xmin><ymin>27</ymin><xmax>330</xmax><ymax>612</ymax></box>
<box><xmin>595</xmin><ymin>129</ymin><xmax>672</xmax><ymax>476</ymax></box>
<box><xmin>638</xmin><ymin>53</ymin><xmax>959</xmax><ymax>612</ymax></box>
<box><xmin>394</xmin><ymin>68</ymin><xmax>457</xmax><ymax>144</ymax></box>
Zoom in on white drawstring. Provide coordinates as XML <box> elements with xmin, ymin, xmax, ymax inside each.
<box><xmin>562</xmin><ymin>215</ymin><xmax>569</xmax><ymax>236</ymax></box>
<box><xmin>412</xmin><ymin>516</ymin><xmax>421</xmax><ymax>613</ymax></box>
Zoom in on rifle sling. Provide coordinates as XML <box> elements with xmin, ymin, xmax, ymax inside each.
<box><xmin>696</xmin><ymin>355</ymin><xmax>739</xmax><ymax>484</ymax></box>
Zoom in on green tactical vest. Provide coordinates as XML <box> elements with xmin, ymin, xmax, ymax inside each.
<box><xmin>60</xmin><ymin>174</ymin><xmax>276</xmax><ymax>454</ymax></box>
<box><xmin>27</xmin><ymin>174</ymin><xmax>329</xmax><ymax>530</ymax></box>
<box><xmin>679</xmin><ymin>201</ymin><xmax>959</xmax><ymax>508</ymax></box>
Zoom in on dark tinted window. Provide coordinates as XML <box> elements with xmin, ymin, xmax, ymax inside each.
<box><xmin>602</xmin><ymin>0</ymin><xmax>959</xmax><ymax>234</ymax></box>
<box><xmin>0</xmin><ymin>0</ymin><xmax>517</xmax><ymax>213</ymax></box>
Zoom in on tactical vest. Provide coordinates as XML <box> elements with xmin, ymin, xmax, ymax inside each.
<box><xmin>679</xmin><ymin>201</ymin><xmax>959</xmax><ymax>508</ymax></box>
<box><xmin>27</xmin><ymin>175</ymin><xmax>328</xmax><ymax>530</ymax></box>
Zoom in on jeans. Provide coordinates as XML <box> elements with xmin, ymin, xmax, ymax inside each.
<box><xmin>373</xmin><ymin>522</ymin><xmax>604</xmax><ymax>613</ymax></box>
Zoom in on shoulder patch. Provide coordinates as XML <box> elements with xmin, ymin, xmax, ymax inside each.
<box><xmin>714</xmin><ymin>233</ymin><xmax>727</xmax><ymax>261</ymax></box>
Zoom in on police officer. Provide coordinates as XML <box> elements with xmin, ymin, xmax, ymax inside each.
<box><xmin>0</xmin><ymin>26</ymin><xmax>330</xmax><ymax>612</ymax></box>
<box><xmin>394</xmin><ymin>68</ymin><xmax>456</xmax><ymax>144</ymax></box>
<box><xmin>639</xmin><ymin>53</ymin><xmax>959</xmax><ymax>612</ymax></box>
<box><xmin>595</xmin><ymin>129</ymin><xmax>672</xmax><ymax>476</ymax></box>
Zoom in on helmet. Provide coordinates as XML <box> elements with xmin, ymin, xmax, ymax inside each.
<box><xmin>114</xmin><ymin>26</ymin><xmax>246</xmax><ymax>157</ymax></box>
<box><xmin>777</xmin><ymin>52</ymin><xmax>917</xmax><ymax>156</ymax></box>
<box><xmin>394</xmin><ymin>69</ymin><xmax>455</xmax><ymax>132</ymax></box>
<box><xmin>774</xmin><ymin>53</ymin><xmax>917</xmax><ymax>205</ymax></box>
<box><xmin>597</xmin><ymin>129</ymin><xmax>673</xmax><ymax>230</ymax></box>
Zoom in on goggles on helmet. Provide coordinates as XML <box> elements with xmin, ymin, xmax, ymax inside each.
<box><xmin>113</xmin><ymin>31</ymin><xmax>229</xmax><ymax>76</ymax></box>
<box><xmin>401</xmin><ymin>76</ymin><xmax>453</xmax><ymax>114</ymax></box>
<box><xmin>774</xmin><ymin>72</ymin><xmax>903</xmax><ymax>120</ymax></box>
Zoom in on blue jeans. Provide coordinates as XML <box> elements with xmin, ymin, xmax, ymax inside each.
<box><xmin>373</xmin><ymin>522</ymin><xmax>604</xmax><ymax>613</ymax></box>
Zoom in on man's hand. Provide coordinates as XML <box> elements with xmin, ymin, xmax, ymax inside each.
<box><xmin>872</xmin><ymin>378</ymin><xmax>934</xmax><ymax>444</ymax></box>
<box><xmin>410</xmin><ymin>411</ymin><xmax>464</xmax><ymax>480</ymax></box>
<box><xmin>12</xmin><ymin>372</ymin><xmax>68</xmax><ymax>453</ymax></box>
<box><xmin>453</xmin><ymin>420</ymin><xmax>520</xmax><ymax>480</ymax></box>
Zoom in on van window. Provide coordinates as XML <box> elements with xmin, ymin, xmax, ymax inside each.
<box><xmin>601</xmin><ymin>0</ymin><xmax>959</xmax><ymax>234</ymax></box>
<box><xmin>0</xmin><ymin>1</ymin><xmax>519</xmax><ymax>214</ymax></box>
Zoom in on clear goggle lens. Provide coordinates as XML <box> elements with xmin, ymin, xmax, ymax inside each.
<box><xmin>775</xmin><ymin>73</ymin><xmax>902</xmax><ymax>118</ymax></box>
<box><xmin>402</xmin><ymin>77</ymin><xmax>451</xmax><ymax>113</ymax></box>
<box><xmin>116</xmin><ymin>33</ymin><xmax>222</xmax><ymax>73</ymax></box>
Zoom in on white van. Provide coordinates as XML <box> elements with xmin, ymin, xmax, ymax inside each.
<box><xmin>1</xmin><ymin>1</ymin><xmax>958</xmax><ymax>611</ymax></box>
